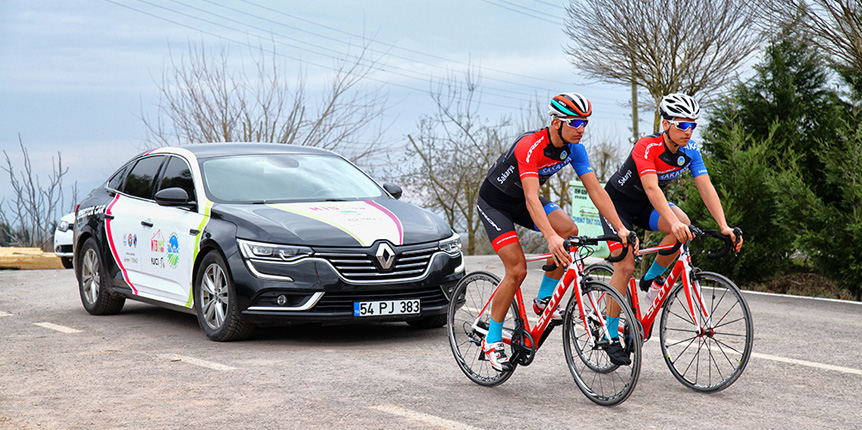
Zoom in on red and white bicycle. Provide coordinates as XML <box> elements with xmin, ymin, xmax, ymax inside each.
<box><xmin>447</xmin><ymin>233</ymin><xmax>642</xmax><ymax>406</ymax></box>
<box><xmin>585</xmin><ymin>225</ymin><xmax>753</xmax><ymax>393</ymax></box>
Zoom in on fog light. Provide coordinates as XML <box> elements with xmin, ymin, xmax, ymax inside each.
<box><xmin>277</xmin><ymin>295</ymin><xmax>288</xmax><ymax>306</ymax></box>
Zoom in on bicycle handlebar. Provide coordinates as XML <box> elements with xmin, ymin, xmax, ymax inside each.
<box><xmin>659</xmin><ymin>225</ymin><xmax>743</xmax><ymax>258</ymax></box>
<box><xmin>541</xmin><ymin>232</ymin><xmax>637</xmax><ymax>271</ymax></box>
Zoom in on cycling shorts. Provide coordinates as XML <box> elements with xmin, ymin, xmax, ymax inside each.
<box><xmin>477</xmin><ymin>180</ymin><xmax>560</xmax><ymax>252</ymax></box>
<box><xmin>600</xmin><ymin>184</ymin><xmax>675</xmax><ymax>253</ymax></box>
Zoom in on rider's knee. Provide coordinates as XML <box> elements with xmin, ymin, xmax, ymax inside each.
<box><xmin>507</xmin><ymin>263</ymin><xmax>528</xmax><ymax>283</ymax></box>
<box><xmin>614</xmin><ymin>260</ymin><xmax>635</xmax><ymax>278</ymax></box>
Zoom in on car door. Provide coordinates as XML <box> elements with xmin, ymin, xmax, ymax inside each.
<box><xmin>144</xmin><ymin>155</ymin><xmax>206</xmax><ymax>308</ymax></box>
<box><xmin>105</xmin><ymin>155</ymin><xmax>166</xmax><ymax>297</ymax></box>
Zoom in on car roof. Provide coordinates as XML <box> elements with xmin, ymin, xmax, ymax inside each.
<box><xmin>156</xmin><ymin>143</ymin><xmax>336</xmax><ymax>159</ymax></box>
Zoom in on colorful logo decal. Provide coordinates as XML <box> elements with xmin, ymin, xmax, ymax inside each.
<box><xmin>677</xmin><ymin>156</ymin><xmax>686</xmax><ymax>166</ymax></box>
<box><xmin>269</xmin><ymin>201</ymin><xmax>404</xmax><ymax>246</ymax></box>
<box><xmin>151</xmin><ymin>230</ymin><xmax>165</xmax><ymax>253</ymax></box>
<box><xmin>123</xmin><ymin>233</ymin><xmax>137</xmax><ymax>248</ymax></box>
<box><xmin>167</xmin><ymin>233</ymin><xmax>180</xmax><ymax>268</ymax></box>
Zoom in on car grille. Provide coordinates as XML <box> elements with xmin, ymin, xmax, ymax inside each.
<box><xmin>312</xmin><ymin>286</ymin><xmax>449</xmax><ymax>313</ymax></box>
<box><xmin>314</xmin><ymin>245</ymin><xmax>438</xmax><ymax>283</ymax></box>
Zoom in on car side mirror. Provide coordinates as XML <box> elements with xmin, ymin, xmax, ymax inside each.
<box><xmin>383</xmin><ymin>183</ymin><xmax>402</xmax><ymax>200</ymax></box>
<box><xmin>154</xmin><ymin>187</ymin><xmax>195</xmax><ymax>208</ymax></box>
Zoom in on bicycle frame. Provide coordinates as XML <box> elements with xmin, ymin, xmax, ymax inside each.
<box><xmin>628</xmin><ymin>242</ymin><xmax>711</xmax><ymax>340</ymax></box>
<box><xmin>470</xmin><ymin>248</ymin><xmax>614</xmax><ymax>355</ymax></box>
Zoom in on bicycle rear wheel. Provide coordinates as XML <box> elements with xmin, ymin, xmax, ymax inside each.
<box><xmin>446</xmin><ymin>271</ymin><xmax>519</xmax><ymax>386</ymax></box>
<box><xmin>562</xmin><ymin>281</ymin><xmax>642</xmax><ymax>406</ymax></box>
<box><xmin>659</xmin><ymin>271</ymin><xmax>753</xmax><ymax>392</ymax></box>
<box><xmin>583</xmin><ymin>262</ymin><xmax>614</xmax><ymax>285</ymax></box>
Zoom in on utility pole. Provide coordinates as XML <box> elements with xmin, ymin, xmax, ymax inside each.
<box><xmin>631</xmin><ymin>79</ymin><xmax>638</xmax><ymax>144</ymax></box>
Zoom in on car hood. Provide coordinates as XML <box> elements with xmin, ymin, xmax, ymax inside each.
<box><xmin>214</xmin><ymin>198</ymin><xmax>453</xmax><ymax>247</ymax></box>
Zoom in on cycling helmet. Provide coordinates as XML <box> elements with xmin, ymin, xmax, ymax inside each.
<box><xmin>659</xmin><ymin>93</ymin><xmax>700</xmax><ymax>120</ymax></box>
<box><xmin>549</xmin><ymin>93</ymin><xmax>592</xmax><ymax>118</ymax></box>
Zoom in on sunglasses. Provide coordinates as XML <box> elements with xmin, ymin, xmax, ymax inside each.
<box><xmin>563</xmin><ymin>118</ymin><xmax>589</xmax><ymax>129</ymax></box>
<box><xmin>668</xmin><ymin>120</ymin><xmax>697</xmax><ymax>131</ymax></box>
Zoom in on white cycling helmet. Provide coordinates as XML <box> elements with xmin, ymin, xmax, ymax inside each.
<box><xmin>549</xmin><ymin>93</ymin><xmax>592</xmax><ymax>118</ymax></box>
<box><xmin>659</xmin><ymin>93</ymin><xmax>700</xmax><ymax>120</ymax></box>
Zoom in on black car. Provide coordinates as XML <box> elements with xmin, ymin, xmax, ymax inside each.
<box><xmin>74</xmin><ymin>143</ymin><xmax>464</xmax><ymax>340</ymax></box>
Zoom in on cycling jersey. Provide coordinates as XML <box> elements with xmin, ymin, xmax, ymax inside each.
<box><xmin>485</xmin><ymin>129</ymin><xmax>593</xmax><ymax>198</ymax></box>
<box><xmin>608</xmin><ymin>134</ymin><xmax>707</xmax><ymax>200</ymax></box>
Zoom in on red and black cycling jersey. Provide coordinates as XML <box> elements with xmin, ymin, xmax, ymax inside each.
<box><xmin>485</xmin><ymin>128</ymin><xmax>594</xmax><ymax>198</ymax></box>
<box><xmin>608</xmin><ymin>134</ymin><xmax>708</xmax><ymax>200</ymax></box>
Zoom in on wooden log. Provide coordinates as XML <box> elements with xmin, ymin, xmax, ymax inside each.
<box><xmin>0</xmin><ymin>247</ymin><xmax>65</xmax><ymax>270</ymax></box>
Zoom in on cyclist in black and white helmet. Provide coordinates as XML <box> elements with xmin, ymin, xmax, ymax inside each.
<box><xmin>476</xmin><ymin>92</ymin><xmax>634</xmax><ymax>371</ymax></box>
<box><xmin>598</xmin><ymin>93</ymin><xmax>743</xmax><ymax>365</ymax></box>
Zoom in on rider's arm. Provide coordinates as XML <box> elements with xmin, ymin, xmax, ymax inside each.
<box><xmin>693</xmin><ymin>174</ymin><xmax>741</xmax><ymax>248</ymax></box>
<box><xmin>641</xmin><ymin>173</ymin><xmax>692</xmax><ymax>243</ymax></box>
<box><xmin>522</xmin><ymin>176</ymin><xmax>569</xmax><ymax>264</ymax></box>
<box><xmin>580</xmin><ymin>172</ymin><xmax>632</xmax><ymax>247</ymax></box>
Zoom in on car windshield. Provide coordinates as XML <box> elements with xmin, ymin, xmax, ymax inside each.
<box><xmin>200</xmin><ymin>153</ymin><xmax>385</xmax><ymax>203</ymax></box>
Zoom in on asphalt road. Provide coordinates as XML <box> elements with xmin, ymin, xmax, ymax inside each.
<box><xmin>1</xmin><ymin>256</ymin><xmax>861</xmax><ymax>429</ymax></box>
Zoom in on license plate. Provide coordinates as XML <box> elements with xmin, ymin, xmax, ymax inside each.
<box><xmin>354</xmin><ymin>299</ymin><xmax>420</xmax><ymax>317</ymax></box>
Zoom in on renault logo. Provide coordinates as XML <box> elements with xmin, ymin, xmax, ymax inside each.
<box><xmin>375</xmin><ymin>243</ymin><xmax>396</xmax><ymax>270</ymax></box>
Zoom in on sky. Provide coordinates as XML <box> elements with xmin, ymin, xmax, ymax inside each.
<box><xmin>0</xmin><ymin>0</ymin><xmax>652</xmax><ymax>214</ymax></box>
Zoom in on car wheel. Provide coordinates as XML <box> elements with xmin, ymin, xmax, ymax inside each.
<box><xmin>77</xmin><ymin>237</ymin><xmax>125</xmax><ymax>315</ymax></box>
<box><xmin>193</xmin><ymin>251</ymin><xmax>255</xmax><ymax>341</ymax></box>
<box><xmin>61</xmin><ymin>257</ymin><xmax>73</xmax><ymax>269</ymax></box>
<box><xmin>406</xmin><ymin>314</ymin><xmax>447</xmax><ymax>329</ymax></box>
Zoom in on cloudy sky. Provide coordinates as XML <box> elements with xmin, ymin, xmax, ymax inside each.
<box><xmin>1</xmin><ymin>0</ymin><xmax>647</xmax><ymax>209</ymax></box>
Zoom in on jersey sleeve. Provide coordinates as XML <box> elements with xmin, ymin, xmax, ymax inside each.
<box><xmin>513</xmin><ymin>136</ymin><xmax>542</xmax><ymax>180</ymax></box>
<box><xmin>632</xmin><ymin>139</ymin><xmax>659</xmax><ymax>177</ymax></box>
<box><xmin>685</xmin><ymin>141</ymin><xmax>709</xmax><ymax>177</ymax></box>
<box><xmin>569</xmin><ymin>143</ymin><xmax>594</xmax><ymax>177</ymax></box>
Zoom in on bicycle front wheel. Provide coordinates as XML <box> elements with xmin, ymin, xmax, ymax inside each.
<box><xmin>446</xmin><ymin>271</ymin><xmax>519</xmax><ymax>386</ymax></box>
<box><xmin>659</xmin><ymin>271</ymin><xmax>753</xmax><ymax>393</ymax></box>
<box><xmin>562</xmin><ymin>281</ymin><xmax>642</xmax><ymax>406</ymax></box>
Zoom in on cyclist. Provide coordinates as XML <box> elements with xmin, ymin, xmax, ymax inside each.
<box><xmin>477</xmin><ymin>93</ymin><xmax>634</xmax><ymax>371</ymax></box>
<box><xmin>600</xmin><ymin>93</ymin><xmax>743</xmax><ymax>364</ymax></box>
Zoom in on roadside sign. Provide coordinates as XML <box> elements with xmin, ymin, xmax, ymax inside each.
<box><xmin>570</xmin><ymin>181</ymin><xmax>609</xmax><ymax>258</ymax></box>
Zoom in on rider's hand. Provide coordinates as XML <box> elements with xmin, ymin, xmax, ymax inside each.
<box><xmin>547</xmin><ymin>234</ymin><xmax>571</xmax><ymax>266</ymax></box>
<box><xmin>671</xmin><ymin>221</ymin><xmax>693</xmax><ymax>244</ymax></box>
<box><xmin>721</xmin><ymin>226</ymin><xmax>743</xmax><ymax>252</ymax></box>
<box><xmin>618</xmin><ymin>227</ymin><xmax>639</xmax><ymax>252</ymax></box>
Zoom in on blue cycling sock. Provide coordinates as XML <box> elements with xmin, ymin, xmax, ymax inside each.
<box><xmin>537</xmin><ymin>274</ymin><xmax>557</xmax><ymax>300</ymax></box>
<box><xmin>606</xmin><ymin>316</ymin><xmax>620</xmax><ymax>340</ymax></box>
<box><xmin>644</xmin><ymin>259</ymin><xmax>670</xmax><ymax>281</ymax></box>
<box><xmin>486</xmin><ymin>317</ymin><xmax>504</xmax><ymax>344</ymax></box>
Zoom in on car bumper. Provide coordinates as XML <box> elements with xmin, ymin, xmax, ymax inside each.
<box><xmin>230</xmin><ymin>251</ymin><xmax>465</xmax><ymax>325</ymax></box>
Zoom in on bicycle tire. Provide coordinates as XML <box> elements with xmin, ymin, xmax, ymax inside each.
<box><xmin>583</xmin><ymin>262</ymin><xmax>614</xmax><ymax>285</ymax></box>
<box><xmin>562</xmin><ymin>280</ymin><xmax>642</xmax><ymax>406</ymax></box>
<box><xmin>659</xmin><ymin>271</ymin><xmax>753</xmax><ymax>393</ymax></box>
<box><xmin>446</xmin><ymin>271</ymin><xmax>519</xmax><ymax>386</ymax></box>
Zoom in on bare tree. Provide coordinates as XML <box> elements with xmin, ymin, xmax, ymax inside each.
<box><xmin>0</xmin><ymin>135</ymin><xmax>68</xmax><ymax>250</ymax></box>
<box><xmin>397</xmin><ymin>69</ymin><xmax>512</xmax><ymax>255</ymax></box>
<box><xmin>762</xmin><ymin>0</ymin><xmax>862</xmax><ymax>75</ymax></box>
<box><xmin>143</xmin><ymin>40</ymin><xmax>390</xmax><ymax>161</ymax></box>
<box><xmin>564</xmin><ymin>0</ymin><xmax>763</xmax><ymax>131</ymax></box>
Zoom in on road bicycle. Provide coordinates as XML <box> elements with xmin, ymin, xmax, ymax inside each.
<box><xmin>446</xmin><ymin>234</ymin><xmax>643</xmax><ymax>406</ymax></box>
<box><xmin>584</xmin><ymin>225</ymin><xmax>753</xmax><ymax>393</ymax></box>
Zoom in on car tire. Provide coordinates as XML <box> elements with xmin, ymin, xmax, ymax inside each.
<box><xmin>77</xmin><ymin>237</ymin><xmax>125</xmax><ymax>315</ymax></box>
<box><xmin>61</xmin><ymin>257</ymin><xmax>73</xmax><ymax>269</ymax></box>
<box><xmin>193</xmin><ymin>251</ymin><xmax>255</xmax><ymax>341</ymax></box>
<box><xmin>406</xmin><ymin>314</ymin><xmax>447</xmax><ymax>329</ymax></box>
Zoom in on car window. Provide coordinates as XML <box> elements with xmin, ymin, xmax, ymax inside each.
<box><xmin>201</xmin><ymin>153</ymin><xmax>384</xmax><ymax>203</ymax></box>
<box><xmin>107</xmin><ymin>164</ymin><xmax>129</xmax><ymax>191</ymax></box>
<box><xmin>122</xmin><ymin>155</ymin><xmax>166</xmax><ymax>199</ymax></box>
<box><xmin>157</xmin><ymin>156</ymin><xmax>196</xmax><ymax>203</ymax></box>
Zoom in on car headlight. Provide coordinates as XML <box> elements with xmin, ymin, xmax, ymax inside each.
<box><xmin>438</xmin><ymin>233</ymin><xmax>462</xmax><ymax>256</ymax></box>
<box><xmin>237</xmin><ymin>239</ymin><xmax>313</xmax><ymax>262</ymax></box>
<box><xmin>57</xmin><ymin>220</ymin><xmax>71</xmax><ymax>232</ymax></box>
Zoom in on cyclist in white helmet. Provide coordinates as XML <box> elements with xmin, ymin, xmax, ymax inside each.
<box><xmin>599</xmin><ymin>93</ymin><xmax>743</xmax><ymax>364</ymax></box>
<box><xmin>477</xmin><ymin>92</ymin><xmax>635</xmax><ymax>371</ymax></box>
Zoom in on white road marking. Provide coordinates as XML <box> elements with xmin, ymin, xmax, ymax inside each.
<box><xmin>370</xmin><ymin>404</ymin><xmax>482</xmax><ymax>430</ymax></box>
<box><xmin>158</xmin><ymin>354</ymin><xmax>235</xmax><ymax>371</ymax></box>
<box><xmin>33</xmin><ymin>322</ymin><xmax>82</xmax><ymax>333</ymax></box>
<box><xmin>753</xmin><ymin>352</ymin><xmax>862</xmax><ymax>376</ymax></box>
<box><xmin>0</xmin><ymin>311</ymin><xmax>12</xmax><ymax>317</ymax></box>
